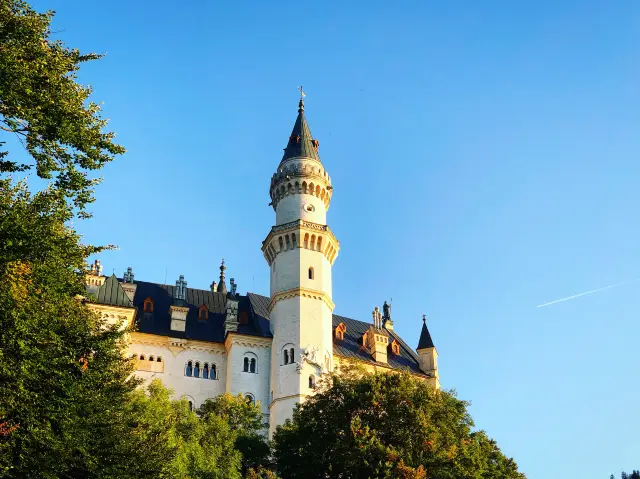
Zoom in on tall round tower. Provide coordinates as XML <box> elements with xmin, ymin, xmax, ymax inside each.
<box><xmin>262</xmin><ymin>96</ymin><xmax>339</xmax><ymax>435</ymax></box>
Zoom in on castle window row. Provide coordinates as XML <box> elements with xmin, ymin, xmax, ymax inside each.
<box><xmin>271</xmin><ymin>180</ymin><xmax>331</xmax><ymax>208</ymax></box>
<box><xmin>185</xmin><ymin>360</ymin><xmax>218</xmax><ymax>379</ymax></box>
<box><xmin>265</xmin><ymin>232</ymin><xmax>337</xmax><ymax>264</ymax></box>
<box><xmin>133</xmin><ymin>354</ymin><xmax>162</xmax><ymax>362</ymax></box>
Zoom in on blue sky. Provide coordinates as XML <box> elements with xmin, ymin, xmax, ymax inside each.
<box><xmin>28</xmin><ymin>1</ymin><xmax>640</xmax><ymax>476</ymax></box>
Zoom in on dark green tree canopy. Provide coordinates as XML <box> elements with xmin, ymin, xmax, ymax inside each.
<box><xmin>0</xmin><ymin>0</ymin><xmax>124</xmax><ymax>215</ymax></box>
<box><xmin>273</xmin><ymin>368</ymin><xmax>525</xmax><ymax>479</ymax></box>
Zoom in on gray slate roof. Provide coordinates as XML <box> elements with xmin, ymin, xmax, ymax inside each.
<box><xmin>90</xmin><ymin>279</ymin><xmax>430</xmax><ymax>376</ymax></box>
<box><xmin>417</xmin><ymin>320</ymin><xmax>435</xmax><ymax>349</ymax></box>
<box><xmin>281</xmin><ymin>100</ymin><xmax>321</xmax><ymax>163</ymax></box>
<box><xmin>94</xmin><ymin>274</ymin><xmax>133</xmax><ymax>307</ymax></box>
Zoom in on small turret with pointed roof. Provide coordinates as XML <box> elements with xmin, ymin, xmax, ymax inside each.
<box><xmin>417</xmin><ymin>314</ymin><xmax>435</xmax><ymax>349</ymax></box>
<box><xmin>216</xmin><ymin>259</ymin><xmax>227</xmax><ymax>294</ymax></box>
<box><xmin>416</xmin><ymin>314</ymin><xmax>439</xmax><ymax>388</ymax></box>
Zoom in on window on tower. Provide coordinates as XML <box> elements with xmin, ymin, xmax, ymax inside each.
<box><xmin>243</xmin><ymin>353</ymin><xmax>258</xmax><ymax>373</ymax></box>
<box><xmin>308</xmin><ymin>267</ymin><xmax>314</xmax><ymax>280</ymax></box>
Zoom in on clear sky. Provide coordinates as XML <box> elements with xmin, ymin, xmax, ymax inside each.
<box><xmin>30</xmin><ymin>1</ymin><xmax>640</xmax><ymax>477</ymax></box>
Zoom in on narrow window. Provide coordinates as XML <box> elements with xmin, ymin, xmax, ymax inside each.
<box><xmin>243</xmin><ymin>357</ymin><xmax>249</xmax><ymax>372</ymax></box>
<box><xmin>157</xmin><ymin>356</ymin><xmax>162</xmax><ymax>362</ymax></box>
<box><xmin>188</xmin><ymin>401</ymin><xmax>193</xmax><ymax>411</ymax></box>
<box><xmin>143</xmin><ymin>297</ymin><xmax>154</xmax><ymax>313</ymax></box>
<box><xmin>203</xmin><ymin>363</ymin><xmax>209</xmax><ymax>379</ymax></box>
<box><xmin>309</xmin><ymin>375</ymin><xmax>315</xmax><ymax>388</ymax></box>
<box><xmin>186</xmin><ymin>361</ymin><xmax>193</xmax><ymax>377</ymax></box>
<box><xmin>250</xmin><ymin>358</ymin><xmax>256</xmax><ymax>373</ymax></box>
<box><xmin>211</xmin><ymin>364</ymin><xmax>217</xmax><ymax>380</ymax></box>
<box><xmin>149</xmin><ymin>355</ymin><xmax>154</xmax><ymax>361</ymax></box>
<box><xmin>289</xmin><ymin>347</ymin><xmax>295</xmax><ymax>363</ymax></box>
<box><xmin>284</xmin><ymin>349</ymin><xmax>289</xmax><ymax>365</ymax></box>
<box><xmin>139</xmin><ymin>354</ymin><xmax>145</xmax><ymax>360</ymax></box>
<box><xmin>194</xmin><ymin>362</ymin><xmax>200</xmax><ymax>378</ymax></box>
<box><xmin>245</xmin><ymin>394</ymin><xmax>254</xmax><ymax>405</ymax></box>
<box><xmin>308</xmin><ymin>267</ymin><xmax>314</xmax><ymax>280</ymax></box>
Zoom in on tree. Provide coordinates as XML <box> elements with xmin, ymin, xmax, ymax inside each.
<box><xmin>273</xmin><ymin>368</ymin><xmax>525</xmax><ymax>479</ymax></box>
<box><xmin>198</xmin><ymin>393</ymin><xmax>271</xmax><ymax>475</ymax></box>
<box><xmin>0</xmin><ymin>0</ymin><xmax>125</xmax><ymax>215</ymax></box>
<box><xmin>0</xmin><ymin>181</ymin><xmax>174</xmax><ymax>477</ymax></box>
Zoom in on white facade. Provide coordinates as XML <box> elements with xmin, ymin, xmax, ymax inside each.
<box><xmin>87</xmin><ymin>99</ymin><xmax>438</xmax><ymax>439</ymax></box>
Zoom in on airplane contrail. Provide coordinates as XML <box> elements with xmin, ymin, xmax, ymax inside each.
<box><xmin>536</xmin><ymin>281</ymin><xmax>627</xmax><ymax>308</ymax></box>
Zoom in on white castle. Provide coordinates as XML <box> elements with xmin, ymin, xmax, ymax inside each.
<box><xmin>86</xmin><ymin>97</ymin><xmax>439</xmax><ymax>436</ymax></box>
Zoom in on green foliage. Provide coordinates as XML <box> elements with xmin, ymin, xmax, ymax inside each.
<box><xmin>273</xmin><ymin>370</ymin><xmax>525</xmax><ymax>479</ymax></box>
<box><xmin>0</xmin><ymin>0</ymin><xmax>125</xmax><ymax>215</ymax></box>
<box><xmin>198</xmin><ymin>393</ymin><xmax>266</xmax><ymax>433</ymax></box>
<box><xmin>198</xmin><ymin>393</ymin><xmax>271</xmax><ymax>475</ymax></box>
<box><xmin>0</xmin><ymin>180</ymin><xmax>170</xmax><ymax>478</ymax></box>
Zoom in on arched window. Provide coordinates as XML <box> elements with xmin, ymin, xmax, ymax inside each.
<box><xmin>188</xmin><ymin>401</ymin><xmax>193</xmax><ymax>411</ymax></box>
<box><xmin>244</xmin><ymin>353</ymin><xmax>257</xmax><ymax>373</ymax></box>
<box><xmin>139</xmin><ymin>354</ymin><xmax>145</xmax><ymax>360</ymax></box>
<box><xmin>199</xmin><ymin>304</ymin><xmax>208</xmax><ymax>320</ymax></box>
<box><xmin>143</xmin><ymin>297</ymin><xmax>154</xmax><ymax>313</ymax></box>
<box><xmin>157</xmin><ymin>356</ymin><xmax>162</xmax><ymax>362</ymax></box>
<box><xmin>203</xmin><ymin>363</ymin><xmax>209</xmax><ymax>379</ymax></box>
<box><xmin>283</xmin><ymin>349</ymin><xmax>289</xmax><ymax>365</ymax></box>
<box><xmin>289</xmin><ymin>347</ymin><xmax>294</xmax><ymax>363</ymax></box>
<box><xmin>149</xmin><ymin>355</ymin><xmax>154</xmax><ymax>361</ymax></box>
<box><xmin>335</xmin><ymin>322</ymin><xmax>346</xmax><ymax>340</ymax></box>
<box><xmin>308</xmin><ymin>267</ymin><xmax>314</xmax><ymax>280</ymax></box>
<box><xmin>210</xmin><ymin>364</ymin><xmax>217</xmax><ymax>380</ymax></box>
<box><xmin>194</xmin><ymin>361</ymin><xmax>200</xmax><ymax>378</ymax></box>
<box><xmin>185</xmin><ymin>361</ymin><xmax>193</xmax><ymax>377</ymax></box>
<box><xmin>245</xmin><ymin>394</ymin><xmax>255</xmax><ymax>405</ymax></box>
<box><xmin>309</xmin><ymin>375</ymin><xmax>316</xmax><ymax>388</ymax></box>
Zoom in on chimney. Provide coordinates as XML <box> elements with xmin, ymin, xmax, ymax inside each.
<box><xmin>224</xmin><ymin>296</ymin><xmax>239</xmax><ymax>335</ymax></box>
<box><xmin>121</xmin><ymin>267</ymin><xmax>137</xmax><ymax>302</ymax></box>
<box><xmin>169</xmin><ymin>275</ymin><xmax>189</xmax><ymax>332</ymax></box>
<box><xmin>367</xmin><ymin>306</ymin><xmax>388</xmax><ymax>364</ymax></box>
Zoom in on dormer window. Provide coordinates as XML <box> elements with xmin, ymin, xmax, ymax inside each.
<box><xmin>143</xmin><ymin>297</ymin><xmax>154</xmax><ymax>313</ymax></box>
<box><xmin>335</xmin><ymin>322</ymin><xmax>346</xmax><ymax>340</ymax></box>
<box><xmin>199</xmin><ymin>304</ymin><xmax>208</xmax><ymax>320</ymax></box>
<box><xmin>389</xmin><ymin>339</ymin><xmax>401</xmax><ymax>355</ymax></box>
<box><xmin>239</xmin><ymin>311</ymin><xmax>249</xmax><ymax>325</ymax></box>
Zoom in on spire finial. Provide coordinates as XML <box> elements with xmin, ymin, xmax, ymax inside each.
<box><xmin>298</xmin><ymin>85</ymin><xmax>306</xmax><ymax>111</ymax></box>
<box><xmin>217</xmin><ymin>258</ymin><xmax>228</xmax><ymax>294</ymax></box>
<box><xmin>422</xmin><ymin>314</ymin><xmax>427</xmax><ymax>323</ymax></box>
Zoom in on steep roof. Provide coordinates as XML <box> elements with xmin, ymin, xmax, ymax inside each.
<box><xmin>281</xmin><ymin>99</ymin><xmax>321</xmax><ymax>163</ymax></box>
<box><xmin>94</xmin><ymin>274</ymin><xmax>133</xmax><ymax>308</ymax></box>
<box><xmin>417</xmin><ymin>319</ymin><xmax>435</xmax><ymax>350</ymax></box>
<box><xmin>89</xmin><ymin>279</ymin><xmax>429</xmax><ymax>376</ymax></box>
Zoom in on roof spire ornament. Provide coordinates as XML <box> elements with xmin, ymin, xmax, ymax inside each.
<box><xmin>217</xmin><ymin>258</ymin><xmax>227</xmax><ymax>294</ymax></box>
<box><xmin>298</xmin><ymin>85</ymin><xmax>306</xmax><ymax>111</ymax></box>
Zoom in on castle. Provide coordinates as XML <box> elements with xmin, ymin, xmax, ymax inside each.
<box><xmin>85</xmin><ymin>97</ymin><xmax>439</xmax><ymax>437</ymax></box>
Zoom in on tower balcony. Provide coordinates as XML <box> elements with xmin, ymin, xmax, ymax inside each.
<box><xmin>261</xmin><ymin>219</ymin><xmax>340</xmax><ymax>266</ymax></box>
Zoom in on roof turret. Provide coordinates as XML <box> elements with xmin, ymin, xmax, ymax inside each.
<box><xmin>417</xmin><ymin>314</ymin><xmax>435</xmax><ymax>350</ymax></box>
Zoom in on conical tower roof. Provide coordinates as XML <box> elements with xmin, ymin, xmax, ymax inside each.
<box><xmin>281</xmin><ymin>99</ymin><xmax>321</xmax><ymax>163</ymax></box>
<box><xmin>417</xmin><ymin>315</ymin><xmax>435</xmax><ymax>350</ymax></box>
